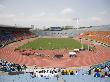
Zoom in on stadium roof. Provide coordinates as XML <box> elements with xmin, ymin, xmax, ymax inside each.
<box><xmin>0</xmin><ymin>24</ymin><xmax>32</xmax><ymax>29</ymax></box>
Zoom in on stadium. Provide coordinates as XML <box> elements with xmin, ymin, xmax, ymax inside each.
<box><xmin>0</xmin><ymin>24</ymin><xmax>110</xmax><ymax>82</ymax></box>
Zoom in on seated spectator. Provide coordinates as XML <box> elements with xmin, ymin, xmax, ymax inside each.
<box><xmin>0</xmin><ymin>59</ymin><xmax>25</xmax><ymax>73</ymax></box>
<box><xmin>17</xmin><ymin>65</ymin><xmax>22</xmax><ymax>71</ymax></box>
<box><xmin>70</xmin><ymin>71</ymin><xmax>74</xmax><ymax>75</ymax></box>
<box><xmin>108</xmin><ymin>72</ymin><xmax>110</xmax><ymax>77</ymax></box>
<box><xmin>22</xmin><ymin>64</ymin><xmax>27</xmax><ymax>70</ymax></box>
<box><xmin>104</xmin><ymin>66</ymin><xmax>109</xmax><ymax>73</ymax></box>
<box><xmin>94</xmin><ymin>68</ymin><xmax>100</xmax><ymax>72</ymax></box>
<box><xmin>94</xmin><ymin>72</ymin><xmax>100</xmax><ymax>77</ymax></box>
<box><xmin>88</xmin><ymin>69</ymin><xmax>92</xmax><ymax>75</ymax></box>
<box><xmin>75</xmin><ymin>71</ymin><xmax>78</xmax><ymax>75</ymax></box>
<box><xmin>104</xmin><ymin>72</ymin><xmax>108</xmax><ymax>77</ymax></box>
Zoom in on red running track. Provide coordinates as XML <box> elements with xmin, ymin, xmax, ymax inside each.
<box><xmin>0</xmin><ymin>38</ymin><xmax>110</xmax><ymax>68</ymax></box>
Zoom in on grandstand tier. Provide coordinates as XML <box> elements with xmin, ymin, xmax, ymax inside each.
<box><xmin>83</xmin><ymin>31</ymin><xmax>110</xmax><ymax>45</ymax></box>
<box><xmin>0</xmin><ymin>25</ymin><xmax>36</xmax><ymax>47</ymax></box>
<box><xmin>0</xmin><ymin>25</ymin><xmax>110</xmax><ymax>82</ymax></box>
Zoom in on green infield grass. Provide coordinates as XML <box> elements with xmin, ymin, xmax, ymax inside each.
<box><xmin>18</xmin><ymin>38</ymin><xmax>90</xmax><ymax>50</ymax></box>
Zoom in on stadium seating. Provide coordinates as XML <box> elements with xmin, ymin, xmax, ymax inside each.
<box><xmin>0</xmin><ymin>26</ymin><xmax>110</xmax><ymax>82</ymax></box>
<box><xmin>0</xmin><ymin>29</ymin><xmax>36</xmax><ymax>47</ymax></box>
<box><xmin>0</xmin><ymin>68</ymin><xmax>110</xmax><ymax>82</ymax></box>
<box><xmin>0</xmin><ymin>59</ymin><xmax>27</xmax><ymax>72</ymax></box>
<box><xmin>83</xmin><ymin>31</ymin><xmax>110</xmax><ymax>45</ymax></box>
<box><xmin>87</xmin><ymin>60</ymin><xmax>110</xmax><ymax>78</ymax></box>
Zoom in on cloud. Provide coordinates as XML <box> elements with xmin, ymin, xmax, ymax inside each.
<box><xmin>61</xmin><ymin>8</ymin><xmax>73</xmax><ymax>15</ymax></box>
<box><xmin>39</xmin><ymin>12</ymin><xmax>46</xmax><ymax>17</ymax></box>
<box><xmin>0</xmin><ymin>11</ymin><xmax>107</xmax><ymax>27</ymax></box>
<box><xmin>90</xmin><ymin>17</ymin><xmax>103</xmax><ymax>22</ymax></box>
<box><xmin>0</xmin><ymin>7</ymin><xmax>75</xmax><ymax>27</ymax></box>
<box><xmin>100</xmin><ymin>11</ymin><xmax>107</xmax><ymax>15</ymax></box>
<box><xmin>3</xmin><ymin>8</ymin><xmax>105</xmax><ymax>27</ymax></box>
<box><xmin>0</xmin><ymin>4</ymin><xmax>5</xmax><ymax>8</ymax></box>
<box><xmin>0</xmin><ymin>14</ymin><xmax>15</xmax><ymax>18</ymax></box>
<box><xmin>0</xmin><ymin>4</ymin><xmax>5</xmax><ymax>11</ymax></box>
<box><xmin>79</xmin><ymin>16</ymin><xmax>107</xmax><ymax>26</ymax></box>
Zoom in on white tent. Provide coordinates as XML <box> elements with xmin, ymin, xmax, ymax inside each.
<box><xmin>73</xmin><ymin>49</ymin><xmax>79</xmax><ymax>52</ymax></box>
<box><xmin>69</xmin><ymin>52</ymin><xmax>76</xmax><ymax>56</ymax></box>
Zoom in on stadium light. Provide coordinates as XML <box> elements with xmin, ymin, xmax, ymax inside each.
<box><xmin>73</xmin><ymin>18</ymin><xmax>79</xmax><ymax>29</ymax></box>
<box><xmin>31</xmin><ymin>25</ymin><xmax>34</xmax><ymax>29</ymax></box>
<box><xmin>79</xmin><ymin>38</ymin><xmax>84</xmax><ymax>49</ymax></box>
<box><xmin>88</xmin><ymin>44</ymin><xmax>89</xmax><ymax>51</ymax></box>
<box><xmin>79</xmin><ymin>33</ymin><xmax>84</xmax><ymax>49</ymax></box>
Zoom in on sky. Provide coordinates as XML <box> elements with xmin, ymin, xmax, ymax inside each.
<box><xmin>0</xmin><ymin>0</ymin><xmax>110</xmax><ymax>28</ymax></box>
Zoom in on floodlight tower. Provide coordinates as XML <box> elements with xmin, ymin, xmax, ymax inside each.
<box><xmin>31</xmin><ymin>25</ymin><xmax>34</xmax><ymax>29</ymax></box>
<box><xmin>73</xmin><ymin>18</ymin><xmax>79</xmax><ymax>29</ymax></box>
<box><xmin>76</xmin><ymin>18</ymin><xmax>79</xmax><ymax>29</ymax></box>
